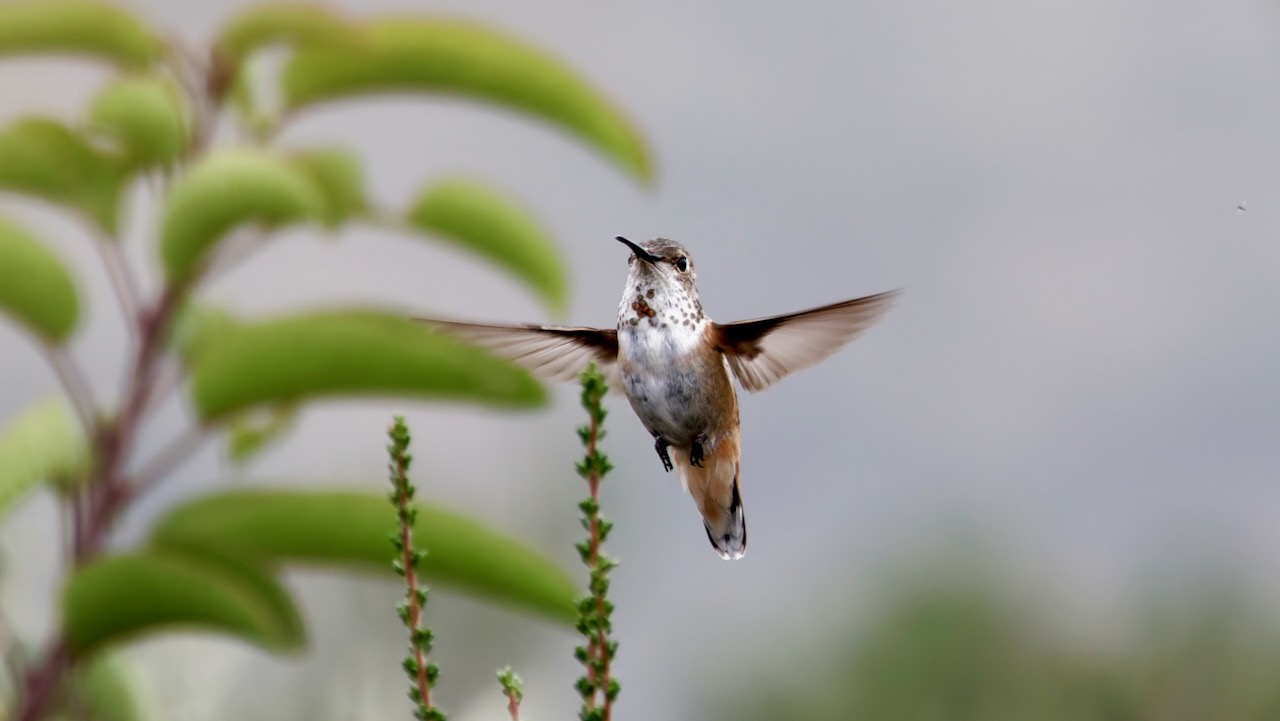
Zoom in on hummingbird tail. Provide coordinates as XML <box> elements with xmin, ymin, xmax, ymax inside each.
<box><xmin>674</xmin><ymin>435</ymin><xmax>747</xmax><ymax>560</ymax></box>
<box><xmin>703</xmin><ymin>476</ymin><xmax>747</xmax><ymax>560</ymax></box>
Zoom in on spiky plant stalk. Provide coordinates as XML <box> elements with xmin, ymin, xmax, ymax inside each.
<box><xmin>387</xmin><ymin>416</ymin><xmax>444</xmax><ymax>721</ymax></box>
<box><xmin>573</xmin><ymin>364</ymin><xmax>619</xmax><ymax>721</ymax></box>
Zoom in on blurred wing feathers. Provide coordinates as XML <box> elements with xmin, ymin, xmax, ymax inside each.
<box><xmin>713</xmin><ymin>290</ymin><xmax>899</xmax><ymax>392</ymax></box>
<box><xmin>417</xmin><ymin>318</ymin><xmax>621</xmax><ymax>389</ymax></box>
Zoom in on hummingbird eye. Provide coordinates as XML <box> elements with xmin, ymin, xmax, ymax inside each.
<box><xmin>675</xmin><ymin>256</ymin><xmax>689</xmax><ymax>273</ymax></box>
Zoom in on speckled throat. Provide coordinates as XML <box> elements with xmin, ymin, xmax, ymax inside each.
<box><xmin>615</xmin><ymin>237</ymin><xmax>703</xmax><ymax>331</ymax></box>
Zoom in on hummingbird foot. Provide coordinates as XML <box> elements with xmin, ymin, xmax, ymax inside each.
<box><xmin>690</xmin><ymin>431</ymin><xmax>708</xmax><ymax>467</ymax></box>
<box><xmin>653</xmin><ymin>436</ymin><xmax>674</xmax><ymax>472</ymax></box>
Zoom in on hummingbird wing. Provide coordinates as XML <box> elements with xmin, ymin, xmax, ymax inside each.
<box><xmin>712</xmin><ymin>290</ymin><xmax>899</xmax><ymax>392</ymax></box>
<box><xmin>415</xmin><ymin>318</ymin><xmax>622</xmax><ymax>388</ymax></box>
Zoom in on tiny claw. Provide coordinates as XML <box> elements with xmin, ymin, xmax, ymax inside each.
<box><xmin>690</xmin><ymin>431</ymin><xmax>707</xmax><ymax>468</ymax></box>
<box><xmin>654</xmin><ymin>436</ymin><xmax>674</xmax><ymax>472</ymax></box>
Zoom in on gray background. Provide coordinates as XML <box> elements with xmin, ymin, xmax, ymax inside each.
<box><xmin>2</xmin><ymin>1</ymin><xmax>1278</xmax><ymax>718</ymax></box>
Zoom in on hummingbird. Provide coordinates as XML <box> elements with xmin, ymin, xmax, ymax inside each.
<box><xmin>418</xmin><ymin>237</ymin><xmax>897</xmax><ymax>560</ymax></box>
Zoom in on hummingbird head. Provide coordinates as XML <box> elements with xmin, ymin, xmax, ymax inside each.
<box><xmin>616</xmin><ymin>235</ymin><xmax>697</xmax><ymax>290</ymax></box>
<box><xmin>615</xmin><ymin>236</ymin><xmax>705</xmax><ymax>328</ymax></box>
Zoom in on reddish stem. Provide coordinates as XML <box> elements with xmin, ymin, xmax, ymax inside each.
<box><xmin>16</xmin><ymin>39</ymin><xmax>223</xmax><ymax>719</ymax></box>
<box><xmin>505</xmin><ymin>689</ymin><xmax>521</xmax><ymax>721</ymax></box>
<box><xmin>584</xmin><ymin>412</ymin><xmax>613</xmax><ymax>721</ymax></box>
<box><xmin>18</xmin><ymin>284</ymin><xmax>185</xmax><ymax>721</ymax></box>
<box><xmin>396</xmin><ymin>457</ymin><xmax>432</xmax><ymax>710</ymax></box>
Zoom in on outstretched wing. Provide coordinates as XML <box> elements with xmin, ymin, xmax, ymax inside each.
<box><xmin>417</xmin><ymin>318</ymin><xmax>622</xmax><ymax>389</ymax></box>
<box><xmin>712</xmin><ymin>290</ymin><xmax>899</xmax><ymax>392</ymax></box>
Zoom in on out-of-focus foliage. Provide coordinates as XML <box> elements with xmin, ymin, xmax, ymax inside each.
<box><xmin>0</xmin><ymin>2</ymin><xmax>655</xmax><ymax>718</ymax></box>
<box><xmin>281</xmin><ymin>18</ymin><xmax>653</xmax><ymax>183</ymax></box>
<box><xmin>0</xmin><ymin>397</ymin><xmax>86</xmax><ymax>519</ymax></box>
<box><xmin>89</xmin><ymin>75</ymin><xmax>189</xmax><ymax>169</ymax></box>
<box><xmin>0</xmin><ymin>0</ymin><xmax>162</xmax><ymax>68</ymax></box>
<box><xmin>286</xmin><ymin>148</ymin><xmax>368</xmax><ymax>228</ymax></box>
<box><xmin>63</xmin><ymin>545</ymin><xmax>306</xmax><ymax>655</ymax></box>
<box><xmin>148</xmin><ymin>489</ymin><xmax>579</xmax><ymax>623</ymax></box>
<box><xmin>0</xmin><ymin>119</ymin><xmax>128</xmax><ymax>232</ymax></box>
<box><xmin>0</xmin><ymin>215</ymin><xmax>80</xmax><ymax>342</ymax></box>
<box><xmin>188</xmin><ymin>310</ymin><xmax>546</xmax><ymax>419</ymax></box>
<box><xmin>214</xmin><ymin>2</ymin><xmax>360</xmax><ymax>64</ymax></box>
<box><xmin>159</xmin><ymin>148</ymin><xmax>324</xmax><ymax>280</ymax></box>
<box><xmin>713</xmin><ymin>571</ymin><xmax>1280</xmax><ymax>721</ymax></box>
<box><xmin>59</xmin><ymin>654</ymin><xmax>148</xmax><ymax>721</ymax></box>
<box><xmin>407</xmin><ymin>178</ymin><xmax>568</xmax><ymax>314</ymax></box>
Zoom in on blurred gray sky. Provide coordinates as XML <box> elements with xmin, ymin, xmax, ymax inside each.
<box><xmin>2</xmin><ymin>0</ymin><xmax>1279</xmax><ymax>719</ymax></box>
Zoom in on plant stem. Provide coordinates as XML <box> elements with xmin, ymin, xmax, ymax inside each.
<box><xmin>575</xmin><ymin>365</ymin><xmax>617</xmax><ymax>721</ymax></box>
<box><xmin>78</xmin><ymin>283</ymin><xmax>185</xmax><ymax>554</ymax></box>
<box><xmin>398</xmin><ymin>487</ymin><xmax>432</xmax><ymax>713</ymax></box>
<box><xmin>17</xmin><ymin>282</ymin><xmax>187</xmax><ymax>721</ymax></box>
<box><xmin>387</xmin><ymin>417</ymin><xmax>443</xmax><ymax>721</ymax></box>
<box><xmin>497</xmin><ymin>667</ymin><xmax>523</xmax><ymax>721</ymax></box>
<box><xmin>16</xmin><ymin>40</ymin><xmax>226</xmax><ymax>721</ymax></box>
<box><xmin>15</xmin><ymin>641</ymin><xmax>70</xmax><ymax>721</ymax></box>
<box><xmin>586</xmin><ymin>411</ymin><xmax>610</xmax><ymax>711</ymax></box>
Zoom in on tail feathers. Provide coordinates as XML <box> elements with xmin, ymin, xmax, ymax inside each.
<box><xmin>673</xmin><ymin>435</ymin><xmax>746</xmax><ymax>560</ymax></box>
<box><xmin>703</xmin><ymin>478</ymin><xmax>747</xmax><ymax>560</ymax></box>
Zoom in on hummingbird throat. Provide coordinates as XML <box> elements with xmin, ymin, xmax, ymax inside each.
<box><xmin>622</xmin><ymin>278</ymin><xmax>704</xmax><ymax>340</ymax></box>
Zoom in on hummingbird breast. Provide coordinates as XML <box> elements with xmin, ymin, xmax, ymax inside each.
<box><xmin>616</xmin><ymin>282</ymin><xmax>737</xmax><ymax>449</ymax></box>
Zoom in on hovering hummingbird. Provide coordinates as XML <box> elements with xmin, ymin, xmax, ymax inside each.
<box><xmin>418</xmin><ymin>237</ymin><xmax>897</xmax><ymax>560</ymax></box>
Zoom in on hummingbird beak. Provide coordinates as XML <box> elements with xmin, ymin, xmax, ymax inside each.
<box><xmin>616</xmin><ymin>236</ymin><xmax>661</xmax><ymax>265</ymax></box>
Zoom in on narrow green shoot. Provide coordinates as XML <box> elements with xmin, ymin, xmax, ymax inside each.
<box><xmin>496</xmin><ymin>666</ymin><xmax>524</xmax><ymax>720</ymax></box>
<box><xmin>387</xmin><ymin>416</ymin><xmax>444</xmax><ymax>721</ymax></box>
<box><xmin>573</xmin><ymin>363</ymin><xmax>619</xmax><ymax>721</ymax></box>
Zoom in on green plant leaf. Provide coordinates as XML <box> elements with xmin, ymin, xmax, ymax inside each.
<box><xmin>63</xmin><ymin>546</ymin><xmax>305</xmax><ymax>656</ymax></box>
<box><xmin>226</xmin><ymin>405</ymin><xmax>298</xmax><ymax>464</ymax></box>
<box><xmin>0</xmin><ymin>397</ymin><xmax>87</xmax><ymax>519</ymax></box>
<box><xmin>288</xmin><ymin>148</ymin><xmax>368</xmax><ymax>228</ymax></box>
<box><xmin>282</xmin><ymin>18</ymin><xmax>653</xmax><ymax>183</ymax></box>
<box><xmin>170</xmin><ymin>303</ymin><xmax>243</xmax><ymax>368</ymax></box>
<box><xmin>189</xmin><ymin>309</ymin><xmax>545</xmax><ymax>420</ymax></box>
<box><xmin>0</xmin><ymin>0</ymin><xmax>162</xmax><ymax>69</ymax></box>
<box><xmin>408</xmin><ymin>178</ymin><xmax>567</xmax><ymax>314</ymax></box>
<box><xmin>89</xmin><ymin>74</ymin><xmax>188</xmax><ymax>168</ymax></box>
<box><xmin>0</xmin><ymin>213</ymin><xmax>79</xmax><ymax>342</ymax></box>
<box><xmin>67</xmin><ymin>654</ymin><xmax>147</xmax><ymax>721</ymax></box>
<box><xmin>215</xmin><ymin>2</ymin><xmax>362</xmax><ymax>65</ymax></box>
<box><xmin>159</xmin><ymin>148</ymin><xmax>323</xmax><ymax>280</ymax></box>
<box><xmin>149</xmin><ymin>490</ymin><xmax>579</xmax><ymax>623</ymax></box>
<box><xmin>0</xmin><ymin>118</ymin><xmax>127</xmax><ymax>232</ymax></box>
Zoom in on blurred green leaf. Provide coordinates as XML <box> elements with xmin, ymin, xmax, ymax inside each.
<box><xmin>215</xmin><ymin>2</ymin><xmax>362</xmax><ymax>65</ymax></box>
<box><xmin>150</xmin><ymin>489</ymin><xmax>579</xmax><ymax>623</ymax></box>
<box><xmin>408</xmin><ymin>178</ymin><xmax>567</xmax><ymax>314</ymax></box>
<box><xmin>89</xmin><ymin>74</ymin><xmax>188</xmax><ymax>168</ymax></box>
<box><xmin>0</xmin><ymin>397</ymin><xmax>87</xmax><ymax>519</ymax></box>
<box><xmin>159</xmin><ymin>148</ymin><xmax>323</xmax><ymax>280</ymax></box>
<box><xmin>226</xmin><ymin>405</ymin><xmax>298</xmax><ymax>464</ymax></box>
<box><xmin>288</xmin><ymin>148</ymin><xmax>368</xmax><ymax>228</ymax></box>
<box><xmin>0</xmin><ymin>118</ymin><xmax>127</xmax><ymax>232</ymax></box>
<box><xmin>189</xmin><ymin>309</ymin><xmax>545</xmax><ymax>420</ymax></box>
<box><xmin>282</xmin><ymin>18</ymin><xmax>653</xmax><ymax>183</ymax></box>
<box><xmin>0</xmin><ymin>213</ymin><xmax>79</xmax><ymax>342</ymax></box>
<box><xmin>0</xmin><ymin>0</ymin><xmax>162</xmax><ymax>69</ymax></box>
<box><xmin>63</xmin><ymin>545</ymin><xmax>305</xmax><ymax>655</ymax></box>
<box><xmin>67</xmin><ymin>654</ymin><xmax>147</xmax><ymax>721</ymax></box>
<box><xmin>170</xmin><ymin>303</ymin><xmax>243</xmax><ymax>368</ymax></box>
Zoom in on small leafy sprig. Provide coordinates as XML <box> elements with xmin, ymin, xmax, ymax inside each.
<box><xmin>496</xmin><ymin>666</ymin><xmax>524</xmax><ymax>721</ymax></box>
<box><xmin>387</xmin><ymin>416</ymin><xmax>444</xmax><ymax>721</ymax></box>
<box><xmin>574</xmin><ymin>364</ymin><xmax>619</xmax><ymax>721</ymax></box>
